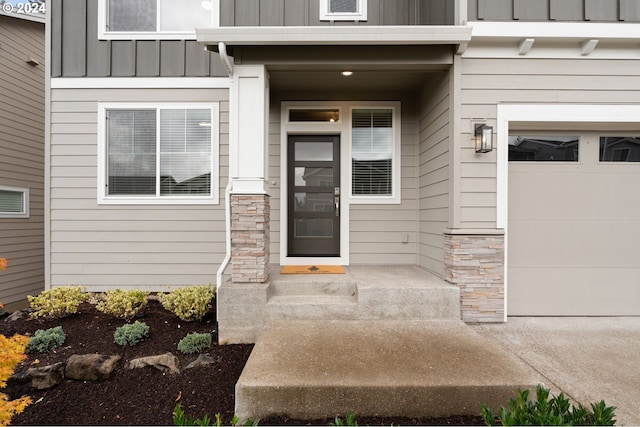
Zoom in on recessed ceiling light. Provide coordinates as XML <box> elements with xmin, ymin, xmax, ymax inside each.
<box><xmin>341</xmin><ymin>71</ymin><xmax>353</xmax><ymax>76</ymax></box>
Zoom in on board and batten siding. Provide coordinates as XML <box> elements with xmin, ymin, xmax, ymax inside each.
<box><xmin>220</xmin><ymin>0</ymin><xmax>454</xmax><ymax>26</ymax></box>
<box><xmin>459</xmin><ymin>57</ymin><xmax>640</xmax><ymax>228</ymax></box>
<box><xmin>0</xmin><ymin>14</ymin><xmax>45</xmax><ymax>307</ymax></box>
<box><xmin>468</xmin><ymin>0</ymin><xmax>640</xmax><ymax>21</ymax></box>
<box><xmin>50</xmin><ymin>0</ymin><xmax>228</xmax><ymax>78</ymax></box>
<box><xmin>418</xmin><ymin>72</ymin><xmax>450</xmax><ymax>277</ymax></box>
<box><xmin>49</xmin><ymin>88</ymin><xmax>229</xmax><ymax>291</ymax></box>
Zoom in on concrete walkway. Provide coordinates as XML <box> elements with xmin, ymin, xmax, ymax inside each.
<box><xmin>235</xmin><ymin>319</ymin><xmax>541</xmax><ymax>421</ymax></box>
<box><xmin>471</xmin><ymin>317</ymin><xmax>640</xmax><ymax>426</ymax></box>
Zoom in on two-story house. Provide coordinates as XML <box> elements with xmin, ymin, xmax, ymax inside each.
<box><xmin>46</xmin><ymin>0</ymin><xmax>640</xmax><ymax>343</ymax></box>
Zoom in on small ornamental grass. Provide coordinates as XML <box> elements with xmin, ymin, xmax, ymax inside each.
<box><xmin>28</xmin><ymin>286</ymin><xmax>89</xmax><ymax>320</ymax></box>
<box><xmin>96</xmin><ymin>289</ymin><xmax>149</xmax><ymax>320</ymax></box>
<box><xmin>25</xmin><ymin>326</ymin><xmax>66</xmax><ymax>354</ymax></box>
<box><xmin>177</xmin><ymin>332</ymin><xmax>212</xmax><ymax>355</ymax></box>
<box><xmin>114</xmin><ymin>321</ymin><xmax>150</xmax><ymax>346</ymax></box>
<box><xmin>159</xmin><ymin>285</ymin><xmax>216</xmax><ymax>322</ymax></box>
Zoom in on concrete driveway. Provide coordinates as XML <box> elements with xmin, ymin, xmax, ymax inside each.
<box><xmin>471</xmin><ymin>317</ymin><xmax>640</xmax><ymax>426</ymax></box>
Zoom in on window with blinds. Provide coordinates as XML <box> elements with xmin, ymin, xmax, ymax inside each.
<box><xmin>105</xmin><ymin>106</ymin><xmax>214</xmax><ymax>200</ymax></box>
<box><xmin>351</xmin><ymin>108</ymin><xmax>393</xmax><ymax>196</ymax></box>
<box><xmin>0</xmin><ymin>187</ymin><xmax>28</xmax><ymax>218</ymax></box>
<box><xmin>320</xmin><ymin>0</ymin><xmax>367</xmax><ymax>20</ymax></box>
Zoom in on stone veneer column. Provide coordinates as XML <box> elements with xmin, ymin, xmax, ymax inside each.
<box><xmin>231</xmin><ymin>194</ymin><xmax>270</xmax><ymax>283</ymax></box>
<box><xmin>444</xmin><ymin>232</ymin><xmax>505</xmax><ymax>322</ymax></box>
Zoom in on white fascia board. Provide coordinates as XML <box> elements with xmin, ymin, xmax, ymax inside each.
<box><xmin>469</xmin><ymin>21</ymin><xmax>640</xmax><ymax>41</ymax></box>
<box><xmin>51</xmin><ymin>77</ymin><xmax>231</xmax><ymax>89</ymax></box>
<box><xmin>197</xmin><ymin>26</ymin><xmax>472</xmax><ymax>46</ymax></box>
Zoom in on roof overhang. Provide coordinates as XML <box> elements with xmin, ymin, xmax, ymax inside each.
<box><xmin>197</xmin><ymin>25</ymin><xmax>472</xmax><ymax>54</ymax></box>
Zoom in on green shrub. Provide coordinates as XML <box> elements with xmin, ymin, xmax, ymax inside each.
<box><xmin>114</xmin><ymin>321</ymin><xmax>150</xmax><ymax>346</ymax></box>
<box><xmin>96</xmin><ymin>289</ymin><xmax>149</xmax><ymax>320</ymax></box>
<box><xmin>159</xmin><ymin>285</ymin><xmax>216</xmax><ymax>322</ymax></box>
<box><xmin>480</xmin><ymin>384</ymin><xmax>617</xmax><ymax>426</ymax></box>
<box><xmin>172</xmin><ymin>403</ymin><xmax>258</xmax><ymax>426</ymax></box>
<box><xmin>177</xmin><ymin>332</ymin><xmax>212</xmax><ymax>354</ymax></box>
<box><xmin>28</xmin><ymin>286</ymin><xmax>89</xmax><ymax>320</ymax></box>
<box><xmin>25</xmin><ymin>326</ymin><xmax>66</xmax><ymax>353</ymax></box>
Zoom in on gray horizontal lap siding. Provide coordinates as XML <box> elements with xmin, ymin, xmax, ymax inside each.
<box><xmin>51</xmin><ymin>0</ymin><xmax>228</xmax><ymax>77</ymax></box>
<box><xmin>220</xmin><ymin>0</ymin><xmax>454</xmax><ymax>26</ymax></box>
<box><xmin>468</xmin><ymin>0</ymin><xmax>640</xmax><ymax>21</ymax></box>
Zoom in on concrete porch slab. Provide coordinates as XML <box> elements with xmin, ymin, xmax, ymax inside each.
<box><xmin>235</xmin><ymin>319</ymin><xmax>542</xmax><ymax>421</ymax></box>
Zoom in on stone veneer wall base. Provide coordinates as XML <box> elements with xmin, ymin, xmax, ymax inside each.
<box><xmin>230</xmin><ymin>195</ymin><xmax>270</xmax><ymax>284</ymax></box>
<box><xmin>444</xmin><ymin>232</ymin><xmax>505</xmax><ymax>323</ymax></box>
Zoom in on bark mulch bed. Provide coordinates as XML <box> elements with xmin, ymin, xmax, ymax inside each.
<box><xmin>1</xmin><ymin>299</ymin><xmax>485</xmax><ymax>426</ymax></box>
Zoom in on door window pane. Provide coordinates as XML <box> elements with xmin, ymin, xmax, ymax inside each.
<box><xmin>599</xmin><ymin>137</ymin><xmax>640</xmax><ymax>162</ymax></box>
<box><xmin>508</xmin><ymin>136</ymin><xmax>579</xmax><ymax>162</ymax></box>
<box><xmin>295</xmin><ymin>142</ymin><xmax>333</xmax><ymax>161</ymax></box>
<box><xmin>294</xmin><ymin>193</ymin><xmax>334</xmax><ymax>212</ymax></box>
<box><xmin>294</xmin><ymin>167</ymin><xmax>334</xmax><ymax>187</ymax></box>
<box><xmin>295</xmin><ymin>218</ymin><xmax>333</xmax><ymax>237</ymax></box>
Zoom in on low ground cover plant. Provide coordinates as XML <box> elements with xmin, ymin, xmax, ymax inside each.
<box><xmin>28</xmin><ymin>286</ymin><xmax>88</xmax><ymax>320</ymax></box>
<box><xmin>159</xmin><ymin>285</ymin><xmax>216</xmax><ymax>322</ymax></box>
<box><xmin>177</xmin><ymin>332</ymin><xmax>212</xmax><ymax>354</ymax></box>
<box><xmin>96</xmin><ymin>289</ymin><xmax>149</xmax><ymax>320</ymax></box>
<box><xmin>0</xmin><ymin>334</ymin><xmax>31</xmax><ymax>426</ymax></box>
<box><xmin>480</xmin><ymin>384</ymin><xmax>616</xmax><ymax>426</ymax></box>
<box><xmin>173</xmin><ymin>403</ymin><xmax>258</xmax><ymax>426</ymax></box>
<box><xmin>25</xmin><ymin>326</ymin><xmax>66</xmax><ymax>354</ymax></box>
<box><xmin>114</xmin><ymin>321</ymin><xmax>150</xmax><ymax>346</ymax></box>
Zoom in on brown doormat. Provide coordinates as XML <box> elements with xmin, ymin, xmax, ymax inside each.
<box><xmin>280</xmin><ymin>265</ymin><xmax>345</xmax><ymax>274</ymax></box>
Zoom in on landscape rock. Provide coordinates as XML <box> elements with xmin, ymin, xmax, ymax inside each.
<box><xmin>127</xmin><ymin>352</ymin><xmax>181</xmax><ymax>374</ymax></box>
<box><xmin>2</xmin><ymin>372</ymin><xmax>31</xmax><ymax>399</ymax></box>
<box><xmin>185</xmin><ymin>354</ymin><xmax>220</xmax><ymax>370</ymax></box>
<box><xmin>27</xmin><ymin>362</ymin><xmax>65</xmax><ymax>390</ymax></box>
<box><xmin>65</xmin><ymin>354</ymin><xmax>121</xmax><ymax>381</ymax></box>
<box><xmin>4</xmin><ymin>310</ymin><xmax>29</xmax><ymax>323</ymax></box>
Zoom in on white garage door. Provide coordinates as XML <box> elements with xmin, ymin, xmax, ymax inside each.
<box><xmin>508</xmin><ymin>133</ymin><xmax>640</xmax><ymax>315</ymax></box>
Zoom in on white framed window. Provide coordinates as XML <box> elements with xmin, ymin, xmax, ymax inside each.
<box><xmin>349</xmin><ymin>104</ymin><xmax>401</xmax><ymax>204</ymax></box>
<box><xmin>97</xmin><ymin>103</ymin><xmax>219</xmax><ymax>205</ymax></box>
<box><xmin>0</xmin><ymin>186</ymin><xmax>29</xmax><ymax>218</ymax></box>
<box><xmin>98</xmin><ymin>0</ymin><xmax>220</xmax><ymax>40</ymax></box>
<box><xmin>320</xmin><ymin>0</ymin><xmax>367</xmax><ymax>21</ymax></box>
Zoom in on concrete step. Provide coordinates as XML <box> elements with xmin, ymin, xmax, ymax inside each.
<box><xmin>269</xmin><ymin>279</ymin><xmax>357</xmax><ymax>297</ymax></box>
<box><xmin>235</xmin><ymin>320</ymin><xmax>542</xmax><ymax>421</ymax></box>
<box><xmin>267</xmin><ymin>295</ymin><xmax>358</xmax><ymax>320</ymax></box>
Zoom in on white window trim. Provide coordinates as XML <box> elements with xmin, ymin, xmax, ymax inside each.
<box><xmin>348</xmin><ymin>103</ymin><xmax>401</xmax><ymax>204</ymax></box>
<box><xmin>97</xmin><ymin>0</ymin><xmax>220</xmax><ymax>40</ymax></box>
<box><xmin>97</xmin><ymin>102</ymin><xmax>219</xmax><ymax>205</ymax></box>
<box><xmin>0</xmin><ymin>185</ymin><xmax>29</xmax><ymax>218</ymax></box>
<box><xmin>319</xmin><ymin>0</ymin><xmax>367</xmax><ymax>21</ymax></box>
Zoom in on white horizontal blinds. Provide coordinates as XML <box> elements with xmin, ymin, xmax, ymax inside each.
<box><xmin>330</xmin><ymin>0</ymin><xmax>358</xmax><ymax>13</ymax></box>
<box><xmin>159</xmin><ymin>109</ymin><xmax>211</xmax><ymax>196</ymax></box>
<box><xmin>107</xmin><ymin>110</ymin><xmax>157</xmax><ymax>195</ymax></box>
<box><xmin>0</xmin><ymin>190</ymin><xmax>24</xmax><ymax>213</ymax></box>
<box><xmin>108</xmin><ymin>0</ymin><xmax>156</xmax><ymax>31</ymax></box>
<box><xmin>352</xmin><ymin>108</ymin><xmax>393</xmax><ymax>196</ymax></box>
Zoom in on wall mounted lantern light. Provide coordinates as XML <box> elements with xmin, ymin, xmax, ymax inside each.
<box><xmin>474</xmin><ymin>123</ymin><xmax>493</xmax><ymax>153</ymax></box>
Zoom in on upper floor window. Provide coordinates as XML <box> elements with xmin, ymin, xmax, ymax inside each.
<box><xmin>98</xmin><ymin>0</ymin><xmax>219</xmax><ymax>40</ymax></box>
<box><xmin>98</xmin><ymin>103</ymin><xmax>219</xmax><ymax>204</ymax></box>
<box><xmin>320</xmin><ymin>0</ymin><xmax>367</xmax><ymax>21</ymax></box>
<box><xmin>0</xmin><ymin>186</ymin><xmax>29</xmax><ymax>219</ymax></box>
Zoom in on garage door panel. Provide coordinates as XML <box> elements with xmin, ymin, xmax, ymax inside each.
<box><xmin>508</xmin><ymin>267</ymin><xmax>640</xmax><ymax>316</ymax></box>
<box><xmin>510</xmin><ymin>171</ymin><xmax>640</xmax><ymax>221</ymax></box>
<box><xmin>509</xmin><ymin>220</ymin><xmax>640</xmax><ymax>268</ymax></box>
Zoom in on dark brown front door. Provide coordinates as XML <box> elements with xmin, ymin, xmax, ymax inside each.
<box><xmin>288</xmin><ymin>135</ymin><xmax>340</xmax><ymax>257</ymax></box>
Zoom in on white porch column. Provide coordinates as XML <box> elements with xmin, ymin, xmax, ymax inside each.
<box><xmin>229</xmin><ymin>64</ymin><xmax>270</xmax><ymax>194</ymax></box>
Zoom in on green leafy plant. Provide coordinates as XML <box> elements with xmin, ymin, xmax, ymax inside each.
<box><xmin>96</xmin><ymin>289</ymin><xmax>149</xmax><ymax>320</ymax></box>
<box><xmin>25</xmin><ymin>326</ymin><xmax>66</xmax><ymax>354</ymax></box>
<box><xmin>159</xmin><ymin>285</ymin><xmax>216</xmax><ymax>322</ymax></box>
<box><xmin>28</xmin><ymin>286</ymin><xmax>89</xmax><ymax>320</ymax></box>
<box><xmin>114</xmin><ymin>321</ymin><xmax>150</xmax><ymax>346</ymax></box>
<box><xmin>177</xmin><ymin>332</ymin><xmax>212</xmax><ymax>355</ymax></box>
<box><xmin>172</xmin><ymin>403</ymin><xmax>258</xmax><ymax>426</ymax></box>
<box><xmin>480</xmin><ymin>384</ymin><xmax>616</xmax><ymax>426</ymax></box>
<box><xmin>330</xmin><ymin>412</ymin><xmax>358</xmax><ymax>426</ymax></box>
